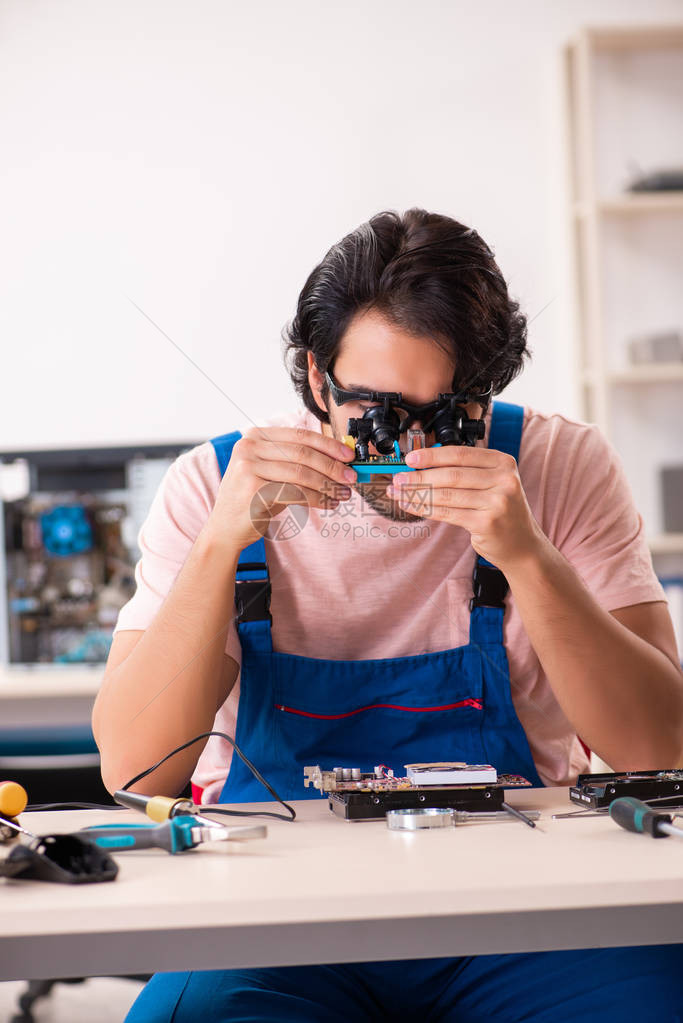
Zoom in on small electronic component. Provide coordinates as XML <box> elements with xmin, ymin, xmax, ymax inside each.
<box><xmin>405</xmin><ymin>763</ymin><xmax>497</xmax><ymax>786</ymax></box>
<box><xmin>303</xmin><ymin>764</ymin><xmax>531</xmax><ymax>821</ymax></box>
<box><xmin>340</xmin><ymin>436</ymin><xmax>425</xmax><ymax>483</ymax></box>
<box><xmin>569</xmin><ymin>770</ymin><xmax>683</xmax><ymax>810</ymax></box>
<box><xmin>407</xmin><ymin>429</ymin><xmax>425</xmax><ymax>452</ymax></box>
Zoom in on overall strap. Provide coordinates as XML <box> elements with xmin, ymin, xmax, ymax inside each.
<box><xmin>470</xmin><ymin>402</ymin><xmax>524</xmax><ymax>646</ymax></box>
<box><xmin>209</xmin><ymin>431</ymin><xmax>273</xmax><ymax>653</ymax></box>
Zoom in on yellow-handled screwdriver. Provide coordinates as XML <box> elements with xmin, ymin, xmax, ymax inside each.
<box><xmin>0</xmin><ymin>781</ymin><xmax>29</xmax><ymax>841</ymax></box>
<box><xmin>0</xmin><ymin>781</ymin><xmax>49</xmax><ymax>845</ymax></box>
<box><xmin>0</xmin><ymin>780</ymin><xmax>27</xmax><ymax>818</ymax></box>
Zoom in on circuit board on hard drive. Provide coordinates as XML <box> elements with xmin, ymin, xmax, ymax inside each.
<box><xmin>303</xmin><ymin>764</ymin><xmax>532</xmax><ymax>821</ymax></box>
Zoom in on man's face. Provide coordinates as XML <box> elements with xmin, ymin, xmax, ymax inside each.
<box><xmin>307</xmin><ymin>310</ymin><xmax>481</xmax><ymax>522</ymax></box>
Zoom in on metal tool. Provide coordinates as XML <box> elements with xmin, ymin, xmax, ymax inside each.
<box><xmin>80</xmin><ymin>815</ymin><xmax>266</xmax><ymax>853</ymax></box>
<box><xmin>453</xmin><ymin>809</ymin><xmax>541</xmax><ymax>825</ymax></box>
<box><xmin>0</xmin><ymin>811</ymin><xmax>40</xmax><ymax>842</ymax></box>
<box><xmin>500</xmin><ymin>801</ymin><xmax>537</xmax><ymax>828</ymax></box>
<box><xmin>553</xmin><ymin>797</ymin><xmax>683</xmax><ymax>820</ymax></box>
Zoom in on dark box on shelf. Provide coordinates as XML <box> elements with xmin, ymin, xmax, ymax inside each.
<box><xmin>662</xmin><ymin>466</ymin><xmax>683</xmax><ymax>534</ymax></box>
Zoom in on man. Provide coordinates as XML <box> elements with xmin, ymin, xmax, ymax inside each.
<box><xmin>94</xmin><ymin>209</ymin><xmax>683</xmax><ymax>1021</ymax></box>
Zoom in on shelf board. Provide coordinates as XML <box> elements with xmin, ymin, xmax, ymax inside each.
<box><xmin>574</xmin><ymin>193</ymin><xmax>683</xmax><ymax>218</ymax></box>
<box><xmin>578</xmin><ymin>25</ymin><xmax>683</xmax><ymax>52</ymax></box>
<box><xmin>648</xmin><ymin>534</ymin><xmax>683</xmax><ymax>555</ymax></box>
<box><xmin>582</xmin><ymin>365</ymin><xmax>683</xmax><ymax>386</ymax></box>
<box><xmin>608</xmin><ymin>365</ymin><xmax>683</xmax><ymax>384</ymax></box>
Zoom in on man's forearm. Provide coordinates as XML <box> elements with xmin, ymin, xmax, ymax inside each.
<box><xmin>504</xmin><ymin>537</ymin><xmax>683</xmax><ymax>769</ymax></box>
<box><xmin>93</xmin><ymin>524</ymin><xmax>242</xmax><ymax>795</ymax></box>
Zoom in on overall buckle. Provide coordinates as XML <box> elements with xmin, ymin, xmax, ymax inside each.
<box><xmin>469</xmin><ymin>564</ymin><xmax>509</xmax><ymax>610</ymax></box>
<box><xmin>234</xmin><ymin>563</ymin><xmax>272</xmax><ymax>624</ymax></box>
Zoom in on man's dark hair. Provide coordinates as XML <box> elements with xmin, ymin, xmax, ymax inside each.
<box><xmin>282</xmin><ymin>208</ymin><xmax>529</xmax><ymax>423</ymax></box>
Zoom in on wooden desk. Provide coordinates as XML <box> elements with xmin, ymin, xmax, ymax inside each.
<box><xmin>1</xmin><ymin>787</ymin><xmax>682</xmax><ymax>981</ymax></box>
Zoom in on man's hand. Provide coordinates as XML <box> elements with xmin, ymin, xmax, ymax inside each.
<box><xmin>207</xmin><ymin>426</ymin><xmax>357</xmax><ymax>552</ymax></box>
<box><xmin>387</xmin><ymin>445</ymin><xmax>545</xmax><ymax>570</ymax></box>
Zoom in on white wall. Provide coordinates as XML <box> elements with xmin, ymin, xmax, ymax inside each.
<box><xmin>1</xmin><ymin>0</ymin><xmax>681</xmax><ymax>450</ymax></box>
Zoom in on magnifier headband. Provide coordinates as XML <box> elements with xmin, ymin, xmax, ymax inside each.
<box><xmin>324</xmin><ymin>370</ymin><xmax>491</xmax><ymax>432</ymax></box>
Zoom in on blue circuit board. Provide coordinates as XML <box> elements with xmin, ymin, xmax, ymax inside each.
<box><xmin>351</xmin><ymin>441</ymin><xmax>440</xmax><ymax>482</ymax></box>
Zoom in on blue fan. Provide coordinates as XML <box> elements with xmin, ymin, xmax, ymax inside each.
<box><xmin>40</xmin><ymin>505</ymin><xmax>93</xmax><ymax>557</ymax></box>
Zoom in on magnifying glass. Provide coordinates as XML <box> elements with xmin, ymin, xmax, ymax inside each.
<box><xmin>386</xmin><ymin>807</ymin><xmax>541</xmax><ymax>831</ymax></box>
<box><xmin>386</xmin><ymin>808</ymin><xmax>455</xmax><ymax>831</ymax></box>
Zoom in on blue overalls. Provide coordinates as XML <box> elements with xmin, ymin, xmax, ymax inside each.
<box><xmin>126</xmin><ymin>402</ymin><xmax>683</xmax><ymax>1023</ymax></box>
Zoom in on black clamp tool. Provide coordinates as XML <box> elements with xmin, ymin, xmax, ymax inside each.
<box><xmin>0</xmin><ymin>804</ymin><xmax>117</xmax><ymax>884</ymax></box>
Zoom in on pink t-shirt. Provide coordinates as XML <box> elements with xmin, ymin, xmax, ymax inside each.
<box><xmin>112</xmin><ymin>404</ymin><xmax>665</xmax><ymax>802</ymax></box>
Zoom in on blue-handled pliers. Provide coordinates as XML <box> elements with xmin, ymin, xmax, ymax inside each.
<box><xmin>79</xmin><ymin>815</ymin><xmax>266</xmax><ymax>854</ymax></box>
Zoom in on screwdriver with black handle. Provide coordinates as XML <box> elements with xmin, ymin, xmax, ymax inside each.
<box><xmin>609</xmin><ymin>797</ymin><xmax>683</xmax><ymax>840</ymax></box>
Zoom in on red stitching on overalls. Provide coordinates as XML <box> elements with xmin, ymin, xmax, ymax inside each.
<box><xmin>274</xmin><ymin>698</ymin><xmax>483</xmax><ymax>719</ymax></box>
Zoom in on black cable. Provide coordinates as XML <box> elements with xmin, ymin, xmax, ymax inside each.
<box><xmin>26</xmin><ymin>802</ymin><xmax>126</xmax><ymax>812</ymax></box>
<box><xmin>121</xmin><ymin>730</ymin><xmax>296</xmax><ymax>822</ymax></box>
<box><xmin>26</xmin><ymin>730</ymin><xmax>296</xmax><ymax>822</ymax></box>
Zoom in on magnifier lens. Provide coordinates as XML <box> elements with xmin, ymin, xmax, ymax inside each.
<box><xmin>386</xmin><ymin>808</ymin><xmax>454</xmax><ymax>831</ymax></box>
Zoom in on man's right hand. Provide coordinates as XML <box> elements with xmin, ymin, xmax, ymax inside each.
<box><xmin>205</xmin><ymin>425</ymin><xmax>357</xmax><ymax>551</ymax></box>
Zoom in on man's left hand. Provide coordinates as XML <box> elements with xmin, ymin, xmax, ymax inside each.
<box><xmin>387</xmin><ymin>445</ymin><xmax>546</xmax><ymax>570</ymax></box>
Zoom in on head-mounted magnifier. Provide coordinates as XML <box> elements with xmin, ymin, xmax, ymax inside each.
<box><xmin>324</xmin><ymin>370</ymin><xmax>491</xmax><ymax>457</ymax></box>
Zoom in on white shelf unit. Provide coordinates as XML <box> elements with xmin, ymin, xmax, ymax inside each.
<box><xmin>564</xmin><ymin>26</ymin><xmax>683</xmax><ymax>570</ymax></box>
